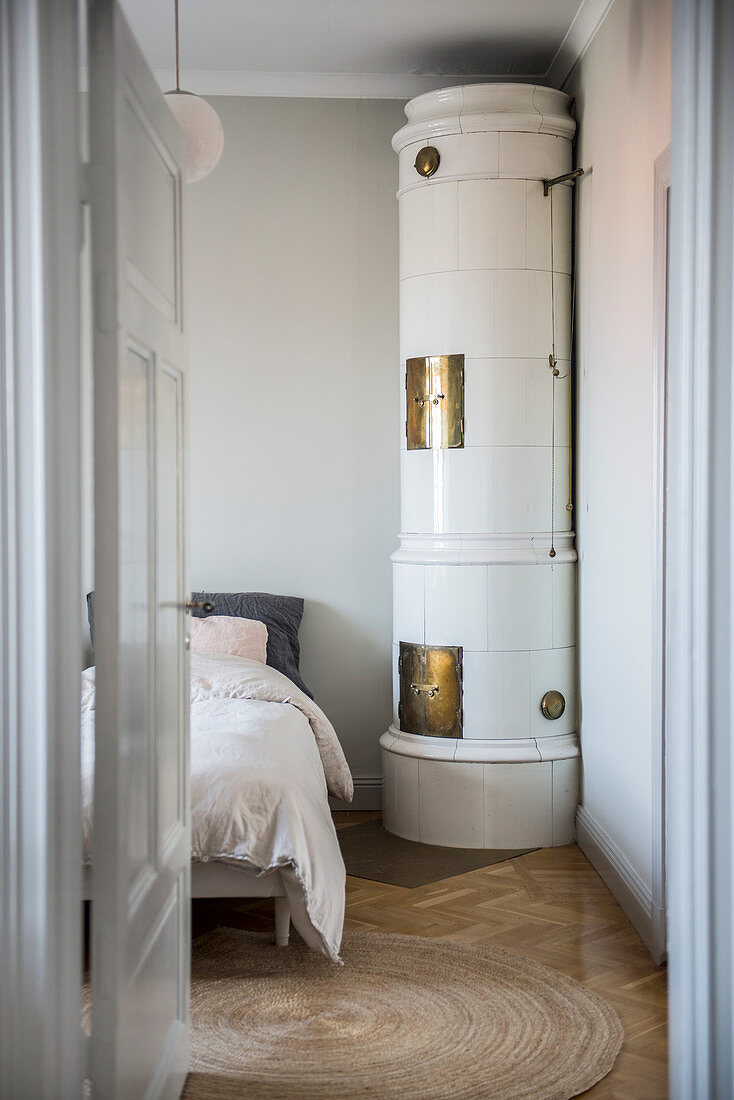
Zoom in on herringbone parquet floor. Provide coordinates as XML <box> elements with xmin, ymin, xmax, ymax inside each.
<box><xmin>193</xmin><ymin>812</ymin><xmax>668</xmax><ymax>1099</ymax></box>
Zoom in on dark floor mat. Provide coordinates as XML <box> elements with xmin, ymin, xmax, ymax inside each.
<box><xmin>338</xmin><ymin>818</ymin><xmax>536</xmax><ymax>887</ymax></box>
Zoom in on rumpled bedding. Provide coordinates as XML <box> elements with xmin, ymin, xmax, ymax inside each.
<box><xmin>81</xmin><ymin>651</ymin><xmax>353</xmax><ymax>962</ymax></box>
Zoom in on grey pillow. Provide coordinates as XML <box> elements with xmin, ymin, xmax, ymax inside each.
<box><xmin>190</xmin><ymin>591</ymin><xmax>313</xmax><ymax>699</ymax></box>
<box><xmin>86</xmin><ymin>589</ymin><xmax>312</xmax><ymax>700</ymax></box>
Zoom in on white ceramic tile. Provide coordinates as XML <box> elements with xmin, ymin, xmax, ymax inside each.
<box><xmin>400</xmin><ymin>449</ymin><xmax>435</xmax><ymax>533</ymax></box>
<box><xmin>524</xmin><ymin>179</ymin><xmax>572</xmax><ymax>275</ymax></box>
<box><xmin>551</xmin><ymin>564</ymin><xmax>576</xmax><ymax>648</ymax></box>
<box><xmin>553</xmin><ymin>367</ymin><xmax>571</xmax><ymax>445</ymax></box>
<box><xmin>464</xmin><ymin>358</ymin><xmax>566</xmax><ymax>449</ymax></box>
<box><xmin>403</xmin><ymin>447</ymin><xmax>489</xmax><ymax>536</ymax></box>
<box><xmin>457</xmin><ymin>179</ymin><xmax>526</xmax><ymax>271</ymax></box>
<box><xmin>462</xmin><ymin>650</ymin><xmax>531</xmax><ymax>738</ymax></box>
<box><xmin>552</xmin><ymin>274</ymin><xmax>572</xmax><ymax>360</ymax></box>
<box><xmin>472</xmin><ymin>359</ymin><xmax>525</xmax><ymax>448</ymax></box>
<box><xmin>428</xmin><ymin>269</ymin><xmax>495</xmax><ymax>359</ymax></box>
<box><xmin>483</xmin><ymin>762</ymin><xmax>553</xmax><ymax>847</ymax></box>
<box><xmin>452</xmin><ymin>132</ymin><xmax>502</xmax><ymax>178</ymax></box>
<box><xmin>494</xmin><ymin>270</ymin><xmax>552</xmax><ymax>358</ymax></box>
<box><xmin>530</xmin><ymin>646</ymin><xmax>577</xmax><ymax>738</ymax></box>
<box><xmin>400</xmin><ymin>182</ymin><xmax>459</xmax><ymax>279</ymax></box>
<box><xmin>399</xmin><ymin>133</ymin><xmax>500</xmax><ymax>193</ymax></box>
<box><xmin>399</xmin><ymin>366</ymin><xmax>407</xmax><ymax>451</ymax></box>
<box><xmin>450</xmin><ymin>131</ymin><xmax>501</xmax><ymax>177</ymax></box>
<box><xmin>487</xmin><ymin>564</ymin><xmax>553</xmax><ymax>651</ymax></box>
<box><xmin>391</xmin><ymin>643</ymin><xmax>400</xmax><ymax>726</ymax></box>
<box><xmin>553</xmin><ymin>447</ymin><xmax>573</xmax><ymax>533</ymax></box>
<box><xmin>382</xmin><ymin>746</ymin><xmax>399</xmax><ymax>830</ymax></box>
<box><xmin>382</xmin><ymin>749</ymin><xmax>420</xmax><ymax>841</ymax></box>
<box><xmin>524</xmin><ymin>362</ymin><xmax>569</xmax><ymax>447</ymax></box>
<box><xmin>552</xmin><ymin>758</ymin><xmax>579</xmax><ymax>845</ymax></box>
<box><xmin>492</xmin><ymin>446</ymin><xmax>551</xmax><ymax>533</ymax></box>
<box><xmin>424</xmin><ymin>564</ymin><xmax>488</xmax><ymax>649</ymax></box>
<box><xmin>520</xmin><ymin>360</ymin><xmax>552</xmax><ymax>449</ymax></box>
<box><xmin>419</xmin><ymin>760</ymin><xmax>485</xmax><ymax>847</ymax></box>
<box><xmin>463</xmin><ymin>358</ymin><xmax>527</xmax><ymax>447</ymax></box>
<box><xmin>533</xmin><ymin>89</ymin><xmax>575</xmax><ymax>134</ymax></box>
<box><xmin>524</xmin><ymin>178</ymin><xmax>552</xmax><ymax>271</ymax></box>
<box><xmin>403</xmin><ymin>445</ymin><xmax>563</xmax><ymax>539</ymax></box>
<box><xmin>460</xmin><ymin>84</ymin><xmax>539</xmax><ymax>129</ymax></box>
<box><xmin>398</xmin><ymin>735</ymin><xmax>460</xmax><ymax>762</ymax></box>
<box><xmin>551</xmin><ymin>183</ymin><xmax>572</xmax><ymax>275</ymax></box>
<box><xmin>393</xmin><ymin>563</ymin><xmax>425</xmax><ymax>645</ymax></box>
<box><xmin>454</xmin><ymin>738</ymin><xmax>541</xmax><ymax>763</ymax></box>
<box><xmin>400</xmin><ymin>275</ymin><xmax>430</xmax><ymax>362</ymax></box>
<box><xmin>440</xmin><ymin>447</ymin><xmax>494</xmax><ymax>533</ymax></box>
<box><xmin>498</xmin><ymin>132</ymin><xmax>570</xmax><ymax>180</ymax></box>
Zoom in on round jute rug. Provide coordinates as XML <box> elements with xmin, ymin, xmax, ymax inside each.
<box><xmin>182</xmin><ymin>927</ymin><xmax>623</xmax><ymax>1100</ymax></box>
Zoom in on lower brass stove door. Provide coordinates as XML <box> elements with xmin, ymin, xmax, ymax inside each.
<box><xmin>398</xmin><ymin>642</ymin><xmax>463</xmax><ymax>738</ymax></box>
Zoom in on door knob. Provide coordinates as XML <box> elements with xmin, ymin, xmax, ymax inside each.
<box><xmin>185</xmin><ymin>599</ymin><xmax>213</xmax><ymax>613</ymax></box>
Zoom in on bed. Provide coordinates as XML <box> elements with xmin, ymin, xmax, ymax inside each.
<box><xmin>81</xmin><ymin>649</ymin><xmax>354</xmax><ymax>962</ymax></box>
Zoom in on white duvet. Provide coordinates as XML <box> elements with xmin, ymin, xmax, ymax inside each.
<box><xmin>81</xmin><ymin>652</ymin><xmax>353</xmax><ymax>962</ymax></box>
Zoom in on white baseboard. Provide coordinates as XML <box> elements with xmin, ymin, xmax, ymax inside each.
<box><xmin>330</xmin><ymin>775</ymin><xmax>382</xmax><ymax>812</ymax></box>
<box><xmin>576</xmin><ymin>806</ymin><xmax>666</xmax><ymax>964</ymax></box>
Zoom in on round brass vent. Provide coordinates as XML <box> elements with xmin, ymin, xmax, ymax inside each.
<box><xmin>540</xmin><ymin>690</ymin><xmax>566</xmax><ymax>720</ymax></box>
<box><xmin>414</xmin><ymin>146</ymin><xmax>440</xmax><ymax>178</ymax></box>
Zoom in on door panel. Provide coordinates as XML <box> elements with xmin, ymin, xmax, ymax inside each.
<box><xmin>89</xmin><ymin>3</ymin><xmax>189</xmax><ymax>1096</ymax></box>
<box><xmin>157</xmin><ymin>365</ymin><xmax>187</xmax><ymax>849</ymax></box>
<box><xmin>406</xmin><ymin>355</ymin><xmax>465</xmax><ymax>450</ymax></box>
<box><xmin>399</xmin><ymin>642</ymin><xmax>463</xmax><ymax>738</ymax></box>
<box><xmin>121</xmin><ymin>92</ymin><xmax>179</xmax><ymax>319</ymax></box>
<box><xmin>120</xmin><ymin>346</ymin><xmax>154</xmax><ymax>885</ymax></box>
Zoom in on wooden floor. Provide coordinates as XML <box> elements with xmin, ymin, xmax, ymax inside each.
<box><xmin>193</xmin><ymin>812</ymin><xmax>668</xmax><ymax>1099</ymax></box>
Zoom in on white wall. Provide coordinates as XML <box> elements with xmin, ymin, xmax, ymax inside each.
<box><xmin>567</xmin><ymin>0</ymin><xmax>671</xmax><ymax>940</ymax></box>
<box><xmin>184</xmin><ymin>97</ymin><xmax>405</xmax><ymax>780</ymax></box>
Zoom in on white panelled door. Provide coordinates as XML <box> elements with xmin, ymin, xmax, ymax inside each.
<box><xmin>88</xmin><ymin>2</ymin><xmax>189</xmax><ymax>1096</ymax></box>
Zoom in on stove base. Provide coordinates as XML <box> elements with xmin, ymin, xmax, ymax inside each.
<box><xmin>380</xmin><ymin>727</ymin><xmax>579</xmax><ymax>849</ymax></box>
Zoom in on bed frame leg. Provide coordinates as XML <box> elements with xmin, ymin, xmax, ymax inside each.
<box><xmin>274</xmin><ymin>896</ymin><xmax>290</xmax><ymax>947</ymax></box>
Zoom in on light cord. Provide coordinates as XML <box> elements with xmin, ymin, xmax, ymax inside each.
<box><xmin>174</xmin><ymin>0</ymin><xmax>180</xmax><ymax>91</ymax></box>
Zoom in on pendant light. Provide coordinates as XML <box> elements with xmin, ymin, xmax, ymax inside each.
<box><xmin>164</xmin><ymin>0</ymin><xmax>224</xmax><ymax>184</ymax></box>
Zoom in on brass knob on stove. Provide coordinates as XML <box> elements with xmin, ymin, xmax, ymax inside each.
<box><xmin>414</xmin><ymin>146</ymin><xmax>440</xmax><ymax>178</ymax></box>
<box><xmin>540</xmin><ymin>690</ymin><xmax>565</xmax><ymax>720</ymax></box>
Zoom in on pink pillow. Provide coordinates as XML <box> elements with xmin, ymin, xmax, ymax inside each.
<box><xmin>189</xmin><ymin>615</ymin><xmax>268</xmax><ymax>664</ymax></box>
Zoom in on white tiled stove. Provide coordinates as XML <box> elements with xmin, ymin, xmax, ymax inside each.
<box><xmin>381</xmin><ymin>84</ymin><xmax>580</xmax><ymax>849</ymax></box>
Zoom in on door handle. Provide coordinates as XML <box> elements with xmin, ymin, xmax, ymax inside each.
<box><xmin>185</xmin><ymin>599</ymin><xmax>213</xmax><ymax>613</ymax></box>
<box><xmin>411</xmin><ymin>682</ymin><xmax>439</xmax><ymax>698</ymax></box>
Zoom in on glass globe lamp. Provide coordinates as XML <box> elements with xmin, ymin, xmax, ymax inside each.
<box><xmin>164</xmin><ymin>90</ymin><xmax>224</xmax><ymax>184</ymax></box>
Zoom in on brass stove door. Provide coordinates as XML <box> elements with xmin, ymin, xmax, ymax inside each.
<box><xmin>406</xmin><ymin>355</ymin><xmax>464</xmax><ymax>450</ymax></box>
<box><xmin>406</xmin><ymin>358</ymin><xmax>431</xmax><ymax>450</ymax></box>
<box><xmin>398</xmin><ymin>642</ymin><xmax>463</xmax><ymax>738</ymax></box>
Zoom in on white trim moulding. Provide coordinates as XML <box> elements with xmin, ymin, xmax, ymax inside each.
<box><xmin>153</xmin><ymin>69</ymin><xmax>552</xmax><ymax>100</ymax></box>
<box><xmin>548</xmin><ymin>0</ymin><xmax>616</xmax><ymax>90</ymax></box>
<box><xmin>650</xmin><ymin>144</ymin><xmax>671</xmax><ymax>968</ymax></box>
<box><xmin>0</xmin><ymin>0</ymin><xmax>83</xmax><ymax>1095</ymax></box>
<box><xmin>666</xmin><ymin>0</ymin><xmax>734</xmax><ymax>1095</ymax></box>
<box><xmin>576</xmin><ymin>808</ymin><xmax>665</xmax><ymax>964</ymax></box>
<box><xmin>151</xmin><ymin>0</ymin><xmax>617</xmax><ymax>104</ymax></box>
<box><xmin>330</xmin><ymin>776</ymin><xmax>383</xmax><ymax>812</ymax></box>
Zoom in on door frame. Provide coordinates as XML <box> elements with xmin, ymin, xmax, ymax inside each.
<box><xmin>0</xmin><ymin>1</ymin><xmax>84</xmax><ymax>1096</ymax></box>
<box><xmin>666</xmin><ymin>0</ymin><xmax>734</xmax><ymax>1094</ymax></box>
<box><xmin>650</xmin><ymin>143</ymin><xmax>670</xmax><ymax>965</ymax></box>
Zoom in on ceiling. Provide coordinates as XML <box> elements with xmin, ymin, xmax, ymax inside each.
<box><xmin>118</xmin><ymin>0</ymin><xmax>613</xmax><ymax>99</ymax></box>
